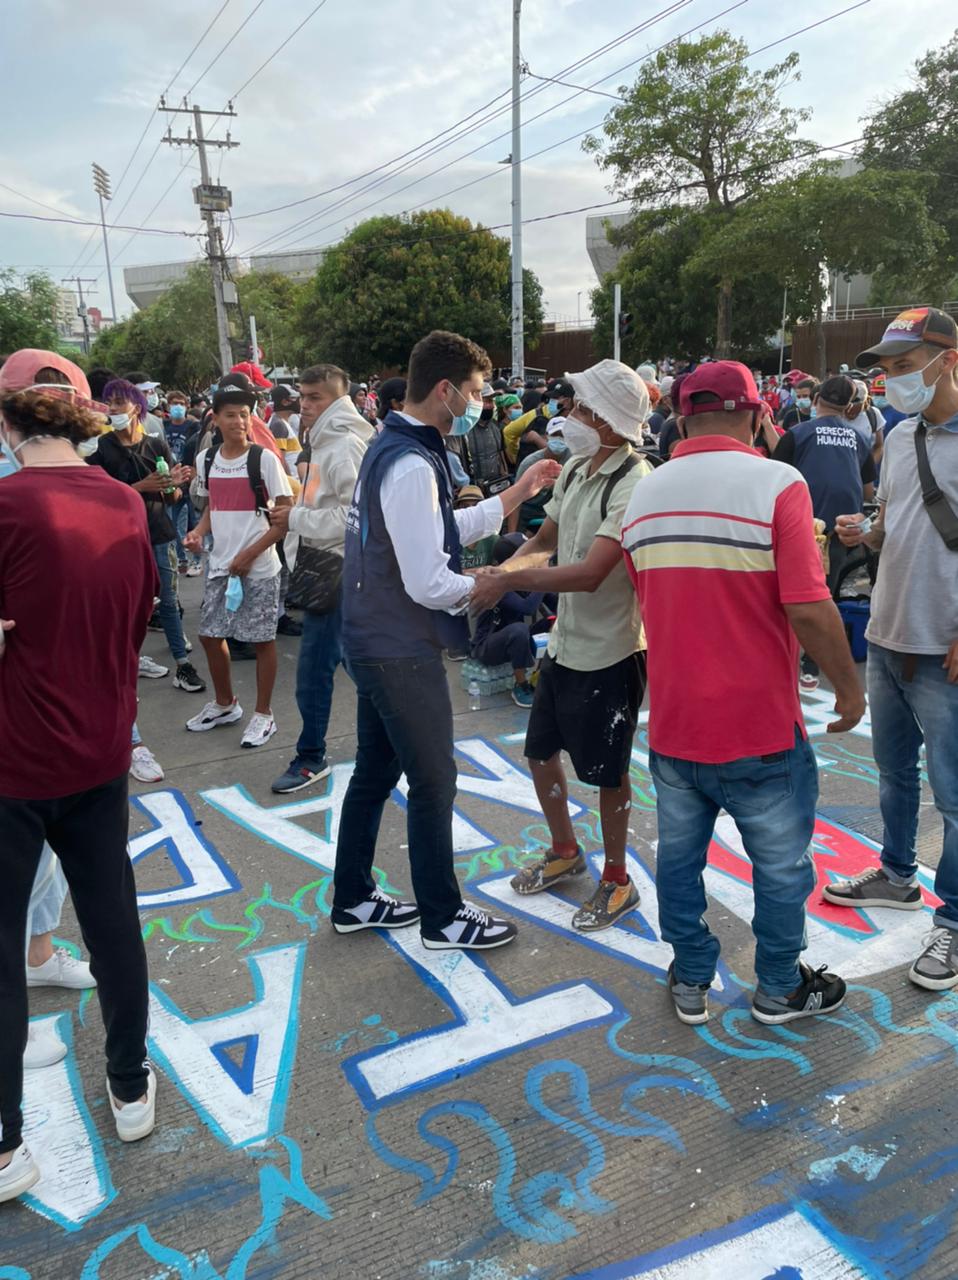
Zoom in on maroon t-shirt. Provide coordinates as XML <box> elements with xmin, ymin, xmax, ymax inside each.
<box><xmin>0</xmin><ymin>466</ymin><xmax>158</xmax><ymax>799</ymax></box>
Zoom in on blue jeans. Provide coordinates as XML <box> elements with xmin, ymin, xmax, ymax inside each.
<box><xmin>868</xmin><ymin>643</ymin><xmax>958</xmax><ymax>929</ymax></box>
<box><xmin>171</xmin><ymin>496</ymin><xmax>199</xmax><ymax>567</ymax></box>
<box><xmin>153</xmin><ymin>541</ymin><xmax>188</xmax><ymax>663</ymax></box>
<box><xmin>333</xmin><ymin>655</ymin><xmax>462</xmax><ymax>932</ymax></box>
<box><xmin>650</xmin><ymin>730</ymin><xmax>819</xmax><ymax>996</ymax></box>
<box><xmin>294</xmin><ymin>605</ymin><xmax>343</xmax><ymax>766</ymax></box>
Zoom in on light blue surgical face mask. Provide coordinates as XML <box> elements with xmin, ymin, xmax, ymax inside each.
<box><xmin>0</xmin><ymin>436</ymin><xmax>21</xmax><ymax>478</ymax></box>
<box><xmin>547</xmin><ymin>398</ymin><xmax>560</xmax><ymax>415</ymax></box>
<box><xmin>225</xmin><ymin>576</ymin><xmax>244</xmax><ymax>612</ymax></box>
<box><xmin>169</xmin><ymin>404</ymin><xmax>187</xmax><ymax>423</ymax></box>
<box><xmin>547</xmin><ymin>437</ymin><xmax>567</xmax><ymax>455</ymax></box>
<box><xmin>447</xmin><ymin>385</ymin><xmax>482</xmax><ymax>436</ymax></box>
<box><xmin>809</xmin><ymin>405</ymin><xmax>818</xmax><ymax>419</ymax></box>
<box><xmin>873</xmin><ymin>395</ymin><xmax>888</xmax><ymax>409</ymax></box>
<box><xmin>796</xmin><ymin>397</ymin><xmax>811</xmax><ymax>411</ymax></box>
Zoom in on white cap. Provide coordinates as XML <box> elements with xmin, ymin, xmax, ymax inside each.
<box><xmin>135</xmin><ymin>380</ymin><xmax>161</xmax><ymax>391</ymax></box>
<box><xmin>659</xmin><ymin>375</ymin><xmax>674</xmax><ymax>397</ymax></box>
<box><xmin>566</xmin><ymin>360</ymin><xmax>650</xmax><ymax>444</ymax></box>
<box><xmin>546</xmin><ymin>415</ymin><xmax>566</xmax><ymax>436</ymax></box>
<box><xmin>635</xmin><ymin>362</ymin><xmax>658</xmax><ymax>385</ymax></box>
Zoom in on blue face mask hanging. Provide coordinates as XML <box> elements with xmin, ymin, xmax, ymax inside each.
<box><xmin>447</xmin><ymin>385</ymin><xmax>483</xmax><ymax>436</ymax></box>
<box><xmin>225</xmin><ymin>575</ymin><xmax>244</xmax><ymax>612</ymax></box>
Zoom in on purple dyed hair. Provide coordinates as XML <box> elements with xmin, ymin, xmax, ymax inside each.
<box><xmin>102</xmin><ymin>378</ymin><xmax>148</xmax><ymax>422</ymax></box>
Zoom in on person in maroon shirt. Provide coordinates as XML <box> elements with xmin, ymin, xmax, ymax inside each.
<box><xmin>0</xmin><ymin>387</ymin><xmax>159</xmax><ymax>1203</ymax></box>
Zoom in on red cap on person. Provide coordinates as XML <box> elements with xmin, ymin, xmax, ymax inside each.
<box><xmin>678</xmin><ymin>361</ymin><xmax>763</xmax><ymax>417</ymax></box>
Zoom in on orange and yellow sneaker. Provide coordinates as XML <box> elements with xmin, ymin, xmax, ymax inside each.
<box><xmin>572</xmin><ymin>877</ymin><xmax>640</xmax><ymax>932</ymax></box>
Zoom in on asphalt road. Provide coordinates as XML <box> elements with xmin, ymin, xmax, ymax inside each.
<box><xmin>5</xmin><ymin>574</ymin><xmax>954</xmax><ymax>1280</ymax></box>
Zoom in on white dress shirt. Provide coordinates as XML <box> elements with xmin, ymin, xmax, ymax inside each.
<box><xmin>380</xmin><ymin>413</ymin><xmax>504</xmax><ymax>613</ymax></box>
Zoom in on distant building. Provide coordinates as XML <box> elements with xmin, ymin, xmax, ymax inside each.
<box><xmin>123</xmin><ymin>246</ymin><xmax>326</xmax><ymax>310</ymax></box>
<box><xmin>586</xmin><ymin>212</ymin><xmax>631</xmax><ymax>281</ymax></box>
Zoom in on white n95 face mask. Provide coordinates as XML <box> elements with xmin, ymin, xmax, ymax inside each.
<box><xmin>562</xmin><ymin>417</ymin><xmax>601</xmax><ymax>457</ymax></box>
<box><xmin>885</xmin><ymin>352</ymin><xmax>945</xmax><ymax>416</ymax></box>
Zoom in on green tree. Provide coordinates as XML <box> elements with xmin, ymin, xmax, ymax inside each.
<box><xmin>0</xmin><ymin>269</ymin><xmax>60</xmax><ymax>353</ymax></box>
<box><xmin>690</xmin><ymin>168</ymin><xmax>943</xmax><ymax>375</ymax></box>
<box><xmin>90</xmin><ymin>265</ymin><xmax>306</xmax><ymax>388</ymax></box>
<box><xmin>584</xmin><ymin>30</ymin><xmax>813</xmax><ymax>356</ymax></box>
<box><xmin>860</xmin><ymin>31</ymin><xmax>958</xmax><ymax>302</ymax></box>
<box><xmin>295</xmin><ymin>209</ymin><xmax>544</xmax><ymax>371</ymax></box>
<box><xmin>589</xmin><ymin>205</ymin><xmax>784</xmax><ymax>363</ymax></box>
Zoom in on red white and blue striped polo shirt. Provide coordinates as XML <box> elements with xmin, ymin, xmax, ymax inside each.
<box><xmin>621</xmin><ymin>436</ymin><xmax>830</xmax><ymax>763</ymax></box>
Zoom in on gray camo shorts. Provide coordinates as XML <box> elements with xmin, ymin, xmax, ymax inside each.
<box><xmin>199</xmin><ymin>573</ymin><xmax>281</xmax><ymax>643</ymax></box>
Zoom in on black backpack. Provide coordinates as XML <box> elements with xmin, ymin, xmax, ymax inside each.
<box><xmin>202</xmin><ymin>442</ymin><xmax>271</xmax><ymax>512</ymax></box>
<box><xmin>567</xmin><ymin>453</ymin><xmax>642</xmax><ymax>520</ymax></box>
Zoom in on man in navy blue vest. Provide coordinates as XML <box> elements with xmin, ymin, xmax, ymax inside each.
<box><xmin>331</xmin><ymin>330</ymin><xmax>559</xmax><ymax>950</ymax></box>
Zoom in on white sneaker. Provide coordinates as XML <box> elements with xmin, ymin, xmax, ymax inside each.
<box><xmin>108</xmin><ymin>1067</ymin><xmax>156</xmax><ymax>1142</ymax></box>
<box><xmin>130</xmin><ymin>745</ymin><xmax>165</xmax><ymax>783</ymax></box>
<box><xmin>186</xmin><ymin>564</ymin><xmax>203</xmax><ymax>577</ymax></box>
<box><xmin>26</xmin><ymin>948</ymin><xmax>95</xmax><ymax>990</ymax></box>
<box><xmin>0</xmin><ymin>1144</ymin><xmax>40</xmax><ymax>1203</ymax></box>
<box><xmin>24</xmin><ymin>1023</ymin><xmax>68</xmax><ymax>1069</ymax></box>
<box><xmin>241</xmin><ymin>712</ymin><xmax>277</xmax><ymax>749</ymax></box>
<box><xmin>138</xmin><ymin>655</ymin><xmax>169</xmax><ymax>679</ymax></box>
<box><xmin>186</xmin><ymin>699</ymin><xmax>243</xmax><ymax>732</ymax></box>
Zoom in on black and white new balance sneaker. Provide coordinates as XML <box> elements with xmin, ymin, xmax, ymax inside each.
<box><xmin>420</xmin><ymin>901</ymin><xmax>518</xmax><ymax>951</ymax></box>
<box><xmin>331</xmin><ymin>889</ymin><xmax>421</xmax><ymax>934</ymax></box>
<box><xmin>752</xmin><ymin>962</ymin><xmax>846</xmax><ymax>1025</ymax></box>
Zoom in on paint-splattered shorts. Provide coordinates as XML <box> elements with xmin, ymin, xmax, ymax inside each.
<box><xmin>199</xmin><ymin>572</ymin><xmax>281</xmax><ymax>643</ymax></box>
<box><xmin>525</xmin><ymin>651</ymin><xmax>646</xmax><ymax>787</ymax></box>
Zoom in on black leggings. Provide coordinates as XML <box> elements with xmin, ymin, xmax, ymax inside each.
<box><xmin>0</xmin><ymin>773</ymin><xmax>149</xmax><ymax>1154</ymax></box>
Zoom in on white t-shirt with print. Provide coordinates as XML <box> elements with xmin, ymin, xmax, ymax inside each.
<box><xmin>195</xmin><ymin>446</ymin><xmax>292</xmax><ymax>580</ymax></box>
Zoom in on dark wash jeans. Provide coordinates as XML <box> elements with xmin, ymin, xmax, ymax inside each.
<box><xmin>333</xmin><ymin>654</ymin><xmax>463</xmax><ymax>932</ymax></box>
<box><xmin>650</xmin><ymin>727</ymin><xmax>819</xmax><ymax>997</ymax></box>
<box><xmin>0</xmin><ymin>774</ymin><xmax>149</xmax><ymax>1154</ymax></box>
<box><xmin>294</xmin><ymin>603</ymin><xmax>344</xmax><ymax>766</ymax></box>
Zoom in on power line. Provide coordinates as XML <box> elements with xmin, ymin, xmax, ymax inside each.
<box><xmin>268</xmin><ymin>0</ymin><xmax>867</xmax><ymax>258</ymax></box>
<box><xmin>0</xmin><ymin>182</ymin><xmax>92</xmax><ymax>220</ymax></box>
<box><xmin>236</xmin><ymin>0</ymin><xmax>697</xmax><ymax>232</ymax></box>
<box><xmin>229</xmin><ymin>0</ymin><xmax>331</xmax><ymax>99</ymax></box>
<box><xmin>0</xmin><ymin>209</ymin><xmax>202</xmax><ymax>237</ymax></box>
<box><xmin>184</xmin><ymin>0</ymin><xmax>269</xmax><ymax>96</ymax></box>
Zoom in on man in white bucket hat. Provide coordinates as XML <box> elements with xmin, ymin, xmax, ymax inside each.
<box><xmin>471</xmin><ymin>359</ymin><xmax>652</xmax><ymax>930</ymax></box>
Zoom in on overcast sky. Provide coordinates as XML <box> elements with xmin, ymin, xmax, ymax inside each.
<box><xmin>0</xmin><ymin>0</ymin><xmax>939</xmax><ymax>330</ymax></box>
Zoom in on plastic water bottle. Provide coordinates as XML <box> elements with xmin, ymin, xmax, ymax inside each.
<box><xmin>468</xmin><ymin>678</ymin><xmax>481</xmax><ymax>712</ymax></box>
<box><xmin>154</xmin><ymin>456</ymin><xmax>175</xmax><ymax>494</ymax></box>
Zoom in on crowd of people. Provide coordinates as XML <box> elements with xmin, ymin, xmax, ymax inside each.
<box><xmin>0</xmin><ymin>302</ymin><xmax>956</xmax><ymax>1205</ymax></box>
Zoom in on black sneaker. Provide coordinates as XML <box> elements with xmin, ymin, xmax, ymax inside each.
<box><xmin>277</xmin><ymin>614</ymin><xmax>303</xmax><ymax>637</ymax></box>
<box><xmin>822</xmin><ymin>866</ymin><xmax>922</xmax><ymax>911</ymax></box>
<box><xmin>421</xmin><ymin>902</ymin><xmax>518</xmax><ymax>951</ymax></box>
<box><xmin>331</xmin><ymin>889</ymin><xmax>420</xmax><ymax>933</ymax></box>
<box><xmin>751</xmin><ymin>962</ymin><xmax>846</xmax><ymax>1025</ymax></box>
<box><xmin>147</xmin><ymin>612</ymin><xmax>163</xmax><ymax>632</ymax></box>
<box><xmin>667</xmin><ymin>962</ymin><xmax>711</xmax><ymax>1025</ymax></box>
<box><xmin>909</xmin><ymin>927</ymin><xmax>958</xmax><ymax>991</ymax></box>
<box><xmin>173</xmin><ymin>662</ymin><xmax>206</xmax><ymax>693</ymax></box>
<box><xmin>227</xmin><ymin>638</ymin><xmax>256</xmax><ymax>661</ymax></box>
<box><xmin>271</xmin><ymin>757</ymin><xmax>331</xmax><ymax>794</ymax></box>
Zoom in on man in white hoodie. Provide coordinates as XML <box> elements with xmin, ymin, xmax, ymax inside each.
<box><xmin>267</xmin><ymin>364</ymin><xmax>374</xmax><ymax>793</ymax></box>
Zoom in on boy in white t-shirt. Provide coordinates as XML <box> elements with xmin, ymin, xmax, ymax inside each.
<box><xmin>183</xmin><ymin>373</ymin><xmax>293</xmax><ymax>748</ymax></box>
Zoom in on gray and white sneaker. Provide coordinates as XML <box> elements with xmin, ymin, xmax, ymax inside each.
<box><xmin>421</xmin><ymin>901</ymin><xmax>518</xmax><ymax>951</ymax></box>
<box><xmin>186</xmin><ymin>699</ymin><xmax>243</xmax><ymax>732</ymax></box>
<box><xmin>173</xmin><ymin>661</ymin><xmax>206</xmax><ymax>693</ymax></box>
<box><xmin>667</xmin><ymin>962</ymin><xmax>711</xmax><ymax>1025</ymax></box>
<box><xmin>909</xmin><ymin>927</ymin><xmax>958</xmax><ymax>991</ymax></box>
<box><xmin>138</xmin><ymin>655</ymin><xmax>169</xmax><ymax>679</ymax></box>
<box><xmin>822</xmin><ymin>866</ymin><xmax>922</xmax><ymax>911</ymax></box>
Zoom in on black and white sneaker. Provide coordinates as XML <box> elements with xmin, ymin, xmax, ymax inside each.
<box><xmin>822</xmin><ymin>866</ymin><xmax>922</xmax><ymax>911</ymax></box>
<box><xmin>752</xmin><ymin>962</ymin><xmax>846</xmax><ymax>1025</ymax></box>
<box><xmin>186</xmin><ymin>699</ymin><xmax>243</xmax><ymax>732</ymax></box>
<box><xmin>421</xmin><ymin>901</ymin><xmax>518</xmax><ymax>951</ymax></box>
<box><xmin>173</xmin><ymin>661</ymin><xmax>206</xmax><ymax>693</ymax></box>
<box><xmin>331</xmin><ymin>889</ymin><xmax>421</xmax><ymax>933</ymax></box>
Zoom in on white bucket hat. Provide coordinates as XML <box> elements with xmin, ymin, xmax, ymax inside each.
<box><xmin>566</xmin><ymin>360</ymin><xmax>650</xmax><ymax>444</ymax></box>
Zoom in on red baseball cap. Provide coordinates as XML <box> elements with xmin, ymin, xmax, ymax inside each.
<box><xmin>230</xmin><ymin>361</ymin><xmax>272</xmax><ymax>389</ymax></box>
<box><xmin>678</xmin><ymin>361</ymin><xmax>763</xmax><ymax>417</ymax></box>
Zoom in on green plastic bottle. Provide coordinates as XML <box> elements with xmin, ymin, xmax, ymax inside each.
<box><xmin>154</xmin><ymin>457</ymin><xmax>175</xmax><ymax>494</ymax></box>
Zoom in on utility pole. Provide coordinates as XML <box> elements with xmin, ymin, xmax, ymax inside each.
<box><xmin>91</xmin><ymin>164</ymin><xmax>117</xmax><ymax>324</ymax></box>
<box><xmin>613</xmin><ymin>282</ymin><xmax>622</xmax><ymax>362</ymax></box>
<box><xmin>62</xmin><ymin>277</ymin><xmax>97</xmax><ymax>354</ymax></box>
<box><xmin>510</xmin><ymin>0</ymin><xmax>524</xmax><ymax>382</ymax></box>
<box><xmin>160</xmin><ymin>99</ymin><xmax>239</xmax><ymax>374</ymax></box>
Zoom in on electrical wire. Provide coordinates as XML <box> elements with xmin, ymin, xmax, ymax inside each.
<box><xmin>0</xmin><ymin>210</ymin><xmax>203</xmax><ymax>237</ymax></box>
<box><xmin>184</xmin><ymin>0</ymin><xmax>269</xmax><ymax>97</ymax></box>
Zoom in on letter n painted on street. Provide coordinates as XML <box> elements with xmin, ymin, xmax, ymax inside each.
<box><xmin>342</xmin><ymin>932</ymin><xmax>620</xmax><ymax>1109</ymax></box>
<box><xmin>147</xmin><ymin>942</ymin><xmax>306</xmax><ymax>1148</ymax></box>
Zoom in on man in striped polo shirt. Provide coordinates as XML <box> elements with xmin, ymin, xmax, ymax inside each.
<box><xmin>621</xmin><ymin>360</ymin><xmax>865</xmax><ymax>1027</ymax></box>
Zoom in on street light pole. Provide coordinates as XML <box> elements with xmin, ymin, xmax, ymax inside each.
<box><xmin>510</xmin><ymin>0</ymin><xmax>524</xmax><ymax>382</ymax></box>
<box><xmin>91</xmin><ymin>164</ymin><xmax>117</xmax><ymax>324</ymax></box>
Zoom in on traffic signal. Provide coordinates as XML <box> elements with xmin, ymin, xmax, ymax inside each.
<box><xmin>618</xmin><ymin>311</ymin><xmax>633</xmax><ymax>340</ymax></box>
